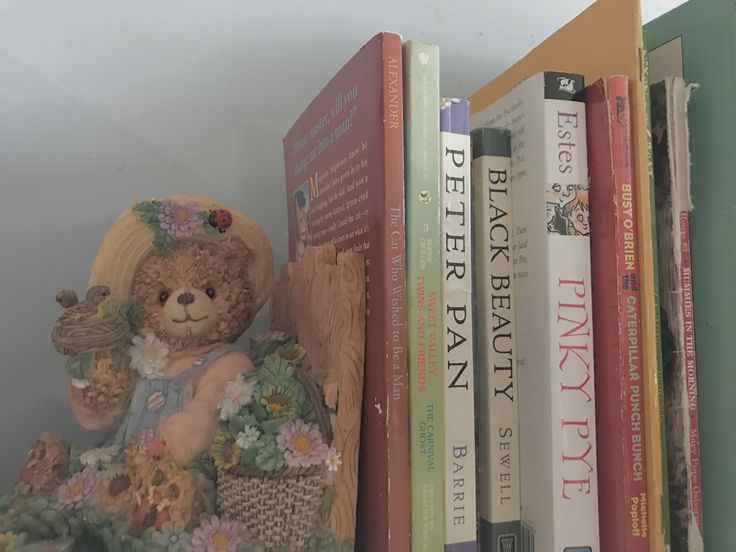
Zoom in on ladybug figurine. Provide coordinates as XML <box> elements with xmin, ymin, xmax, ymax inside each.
<box><xmin>208</xmin><ymin>208</ymin><xmax>233</xmax><ymax>233</ymax></box>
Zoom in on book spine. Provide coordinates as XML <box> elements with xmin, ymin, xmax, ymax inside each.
<box><xmin>439</xmin><ymin>99</ymin><xmax>477</xmax><ymax>552</ymax></box>
<box><xmin>678</xmin><ymin>211</ymin><xmax>703</xmax><ymax>539</ymax></box>
<box><xmin>471</xmin><ymin>127</ymin><xmax>522</xmax><ymax>552</ymax></box>
<box><xmin>404</xmin><ymin>41</ymin><xmax>444</xmax><ymax>552</ymax></box>
<box><xmin>641</xmin><ymin>53</ymin><xmax>671</xmax><ymax>552</ymax></box>
<box><xmin>540</xmin><ymin>76</ymin><xmax>600</xmax><ymax>552</ymax></box>
<box><xmin>669</xmin><ymin>79</ymin><xmax>703</xmax><ymax>546</ymax></box>
<box><xmin>473</xmin><ymin>71</ymin><xmax>599</xmax><ymax>551</ymax></box>
<box><xmin>381</xmin><ymin>32</ymin><xmax>411</xmax><ymax>552</ymax></box>
<box><xmin>587</xmin><ymin>76</ymin><xmax>649</xmax><ymax>552</ymax></box>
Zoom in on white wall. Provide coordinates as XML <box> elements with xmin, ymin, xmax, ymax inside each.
<box><xmin>0</xmin><ymin>0</ymin><xmax>684</xmax><ymax>489</ymax></box>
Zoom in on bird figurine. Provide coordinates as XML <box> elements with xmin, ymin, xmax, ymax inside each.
<box><xmin>56</xmin><ymin>285</ymin><xmax>111</xmax><ymax>322</ymax></box>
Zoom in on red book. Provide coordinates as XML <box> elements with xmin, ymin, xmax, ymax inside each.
<box><xmin>587</xmin><ymin>76</ymin><xmax>649</xmax><ymax>552</ymax></box>
<box><xmin>282</xmin><ymin>33</ymin><xmax>408</xmax><ymax>551</ymax></box>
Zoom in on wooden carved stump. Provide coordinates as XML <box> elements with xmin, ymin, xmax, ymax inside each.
<box><xmin>270</xmin><ymin>245</ymin><xmax>365</xmax><ymax>541</ymax></box>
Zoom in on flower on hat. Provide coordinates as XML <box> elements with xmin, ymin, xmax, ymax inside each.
<box><xmin>129</xmin><ymin>330</ymin><xmax>169</xmax><ymax>379</ymax></box>
<box><xmin>158</xmin><ymin>199</ymin><xmax>202</xmax><ymax>238</ymax></box>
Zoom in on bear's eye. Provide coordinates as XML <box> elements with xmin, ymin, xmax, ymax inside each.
<box><xmin>158</xmin><ymin>290</ymin><xmax>170</xmax><ymax>305</ymax></box>
<box><xmin>205</xmin><ymin>287</ymin><xmax>216</xmax><ymax>299</ymax></box>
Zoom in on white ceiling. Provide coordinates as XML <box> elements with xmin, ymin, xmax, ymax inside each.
<box><xmin>0</xmin><ymin>0</ymin><xmax>686</xmax><ymax>486</ymax></box>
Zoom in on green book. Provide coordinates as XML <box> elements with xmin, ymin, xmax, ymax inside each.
<box><xmin>403</xmin><ymin>41</ymin><xmax>444</xmax><ymax>552</ymax></box>
<box><xmin>646</xmin><ymin>1</ymin><xmax>736</xmax><ymax>548</ymax></box>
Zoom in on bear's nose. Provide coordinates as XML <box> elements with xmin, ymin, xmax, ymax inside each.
<box><xmin>177</xmin><ymin>292</ymin><xmax>195</xmax><ymax>305</ymax></box>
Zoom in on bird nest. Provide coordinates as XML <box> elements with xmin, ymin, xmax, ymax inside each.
<box><xmin>52</xmin><ymin>315</ymin><xmax>132</xmax><ymax>357</ymax></box>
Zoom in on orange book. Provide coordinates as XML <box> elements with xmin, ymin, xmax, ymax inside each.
<box><xmin>468</xmin><ymin>1</ymin><xmax>668</xmax><ymax>550</ymax></box>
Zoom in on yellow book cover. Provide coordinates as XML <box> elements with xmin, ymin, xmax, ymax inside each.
<box><xmin>468</xmin><ymin>1</ymin><xmax>667</xmax><ymax>551</ymax></box>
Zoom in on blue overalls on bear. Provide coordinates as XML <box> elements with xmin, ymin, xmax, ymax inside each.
<box><xmin>112</xmin><ymin>344</ymin><xmax>237</xmax><ymax>448</ymax></box>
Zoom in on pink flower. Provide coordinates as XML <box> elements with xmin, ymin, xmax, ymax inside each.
<box><xmin>158</xmin><ymin>199</ymin><xmax>201</xmax><ymax>237</ymax></box>
<box><xmin>56</xmin><ymin>467</ymin><xmax>101</xmax><ymax>509</ymax></box>
<box><xmin>276</xmin><ymin>419</ymin><xmax>329</xmax><ymax>468</ymax></box>
<box><xmin>189</xmin><ymin>516</ymin><xmax>244</xmax><ymax>552</ymax></box>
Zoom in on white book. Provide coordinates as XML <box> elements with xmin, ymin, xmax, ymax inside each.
<box><xmin>471</xmin><ymin>127</ymin><xmax>521</xmax><ymax>552</ymax></box>
<box><xmin>471</xmin><ymin>71</ymin><xmax>600</xmax><ymax>552</ymax></box>
<box><xmin>440</xmin><ymin>98</ymin><xmax>477</xmax><ymax>552</ymax></box>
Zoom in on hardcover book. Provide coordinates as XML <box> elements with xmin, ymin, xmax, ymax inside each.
<box><xmin>472</xmin><ymin>71</ymin><xmax>600</xmax><ymax>551</ymax></box>
<box><xmin>586</xmin><ymin>75</ymin><xmax>649</xmax><ymax>552</ymax></box>
<box><xmin>403</xmin><ymin>40</ymin><xmax>444</xmax><ymax>552</ymax></box>
<box><xmin>282</xmin><ymin>32</ymin><xmax>409</xmax><ymax>552</ymax></box>
<box><xmin>471</xmin><ymin>127</ymin><xmax>521</xmax><ymax>552</ymax></box>
<box><xmin>468</xmin><ymin>2</ymin><xmax>669</xmax><ymax>548</ymax></box>
<box><xmin>439</xmin><ymin>98</ymin><xmax>477</xmax><ymax>552</ymax></box>
<box><xmin>650</xmin><ymin>76</ymin><xmax>703</xmax><ymax>552</ymax></box>
<box><xmin>646</xmin><ymin>2</ymin><xmax>736</xmax><ymax>547</ymax></box>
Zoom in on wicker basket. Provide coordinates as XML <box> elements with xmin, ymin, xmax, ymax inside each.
<box><xmin>216</xmin><ymin>367</ymin><xmax>333</xmax><ymax>551</ymax></box>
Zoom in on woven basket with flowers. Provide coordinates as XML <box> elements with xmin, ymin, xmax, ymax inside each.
<box><xmin>211</xmin><ymin>331</ymin><xmax>339</xmax><ymax>551</ymax></box>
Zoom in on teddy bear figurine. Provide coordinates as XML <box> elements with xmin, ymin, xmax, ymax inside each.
<box><xmin>0</xmin><ymin>195</ymin><xmax>273</xmax><ymax>551</ymax></box>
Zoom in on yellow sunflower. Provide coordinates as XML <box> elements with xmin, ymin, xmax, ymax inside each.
<box><xmin>260</xmin><ymin>385</ymin><xmax>297</xmax><ymax>419</ymax></box>
<box><xmin>0</xmin><ymin>532</ymin><xmax>16</xmax><ymax>552</ymax></box>
<box><xmin>97</xmin><ymin>467</ymin><xmax>134</xmax><ymax>516</ymax></box>
<box><xmin>277</xmin><ymin>343</ymin><xmax>307</xmax><ymax>364</ymax></box>
<box><xmin>210</xmin><ymin>431</ymin><xmax>241</xmax><ymax>471</ymax></box>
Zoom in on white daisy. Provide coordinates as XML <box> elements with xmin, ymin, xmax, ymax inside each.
<box><xmin>129</xmin><ymin>330</ymin><xmax>169</xmax><ymax>379</ymax></box>
<box><xmin>79</xmin><ymin>445</ymin><xmax>120</xmax><ymax>467</ymax></box>
<box><xmin>218</xmin><ymin>375</ymin><xmax>255</xmax><ymax>420</ymax></box>
<box><xmin>235</xmin><ymin>426</ymin><xmax>260</xmax><ymax>450</ymax></box>
<box><xmin>325</xmin><ymin>447</ymin><xmax>343</xmax><ymax>472</ymax></box>
<box><xmin>71</xmin><ymin>379</ymin><xmax>89</xmax><ymax>389</ymax></box>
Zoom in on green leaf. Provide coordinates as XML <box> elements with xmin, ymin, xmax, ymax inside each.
<box><xmin>132</xmin><ymin>201</ymin><xmax>163</xmax><ymax>224</ymax></box>
<box><xmin>117</xmin><ymin>298</ymin><xmax>140</xmax><ymax>334</ymax></box>
<box><xmin>260</xmin><ymin>417</ymin><xmax>288</xmax><ymax>435</ymax></box>
<box><xmin>152</xmin><ymin>231</ymin><xmax>175</xmax><ymax>251</ymax></box>
<box><xmin>110</xmin><ymin>349</ymin><xmax>130</xmax><ymax>370</ymax></box>
<box><xmin>253</xmin><ymin>435</ymin><xmax>285</xmax><ymax>471</ymax></box>
<box><xmin>66</xmin><ymin>353</ymin><xmax>91</xmax><ymax>379</ymax></box>
<box><xmin>242</xmin><ymin>446</ymin><xmax>259</xmax><ymax>466</ymax></box>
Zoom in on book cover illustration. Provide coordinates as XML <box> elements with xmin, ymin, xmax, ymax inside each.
<box><xmin>471</xmin><ymin>127</ymin><xmax>522</xmax><ymax>552</ymax></box>
<box><xmin>650</xmin><ymin>76</ymin><xmax>703</xmax><ymax>552</ymax></box>
<box><xmin>439</xmin><ymin>98</ymin><xmax>477</xmax><ymax>552</ymax></box>
<box><xmin>586</xmin><ymin>75</ymin><xmax>649</xmax><ymax>552</ymax></box>
<box><xmin>282</xmin><ymin>32</ymin><xmax>410</xmax><ymax>552</ymax></box>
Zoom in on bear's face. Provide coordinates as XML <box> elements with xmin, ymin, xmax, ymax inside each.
<box><xmin>131</xmin><ymin>238</ymin><xmax>253</xmax><ymax>351</ymax></box>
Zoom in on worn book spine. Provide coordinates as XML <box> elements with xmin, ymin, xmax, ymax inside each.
<box><xmin>472</xmin><ymin>71</ymin><xmax>600</xmax><ymax>551</ymax></box>
<box><xmin>586</xmin><ymin>75</ymin><xmax>649</xmax><ymax>552</ymax></box>
<box><xmin>439</xmin><ymin>98</ymin><xmax>477</xmax><ymax>552</ymax></box>
<box><xmin>471</xmin><ymin>127</ymin><xmax>521</xmax><ymax>552</ymax></box>
<box><xmin>651</xmin><ymin>77</ymin><xmax>703</xmax><ymax>552</ymax></box>
<box><xmin>404</xmin><ymin>41</ymin><xmax>444</xmax><ymax>552</ymax></box>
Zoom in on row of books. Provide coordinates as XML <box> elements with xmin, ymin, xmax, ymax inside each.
<box><xmin>282</xmin><ymin>0</ymin><xmax>733</xmax><ymax>550</ymax></box>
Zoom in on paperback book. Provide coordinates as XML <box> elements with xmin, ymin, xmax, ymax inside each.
<box><xmin>403</xmin><ymin>40</ymin><xmax>444</xmax><ymax>552</ymax></box>
<box><xmin>650</xmin><ymin>76</ymin><xmax>703</xmax><ymax>552</ymax></box>
<box><xmin>471</xmin><ymin>127</ymin><xmax>521</xmax><ymax>552</ymax></box>
<box><xmin>440</xmin><ymin>98</ymin><xmax>477</xmax><ymax>552</ymax></box>
<box><xmin>472</xmin><ymin>71</ymin><xmax>600</xmax><ymax>551</ymax></box>
<box><xmin>586</xmin><ymin>75</ymin><xmax>649</xmax><ymax>552</ymax></box>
